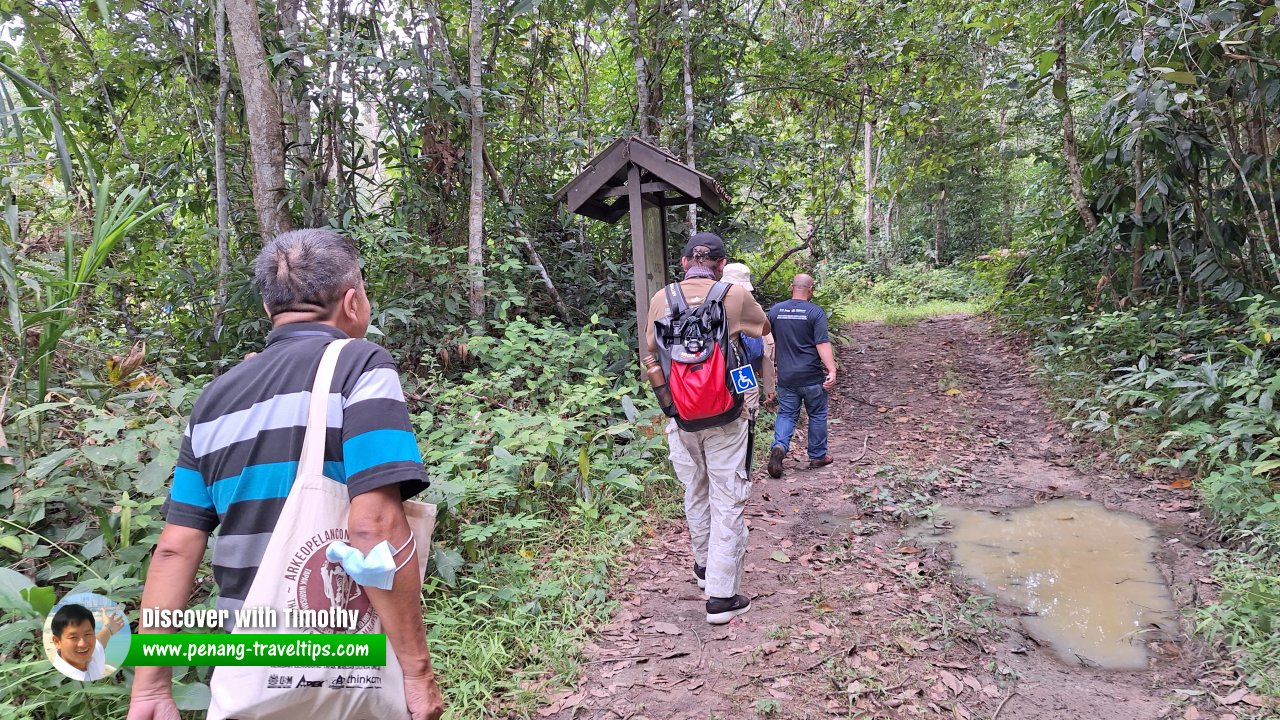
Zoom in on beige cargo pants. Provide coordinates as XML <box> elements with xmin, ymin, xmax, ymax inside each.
<box><xmin>666</xmin><ymin>416</ymin><xmax>751</xmax><ymax>599</ymax></box>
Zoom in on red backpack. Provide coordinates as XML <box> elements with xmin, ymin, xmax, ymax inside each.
<box><xmin>653</xmin><ymin>281</ymin><xmax>745</xmax><ymax>432</ymax></box>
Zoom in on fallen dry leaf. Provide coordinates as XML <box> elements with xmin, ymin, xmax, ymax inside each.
<box><xmin>650</xmin><ymin>622</ymin><xmax>682</xmax><ymax>636</ymax></box>
<box><xmin>1216</xmin><ymin>688</ymin><xmax>1249</xmax><ymax>706</ymax></box>
<box><xmin>809</xmin><ymin>620</ymin><xmax>837</xmax><ymax>636</ymax></box>
<box><xmin>537</xmin><ymin>690</ymin><xmax>585</xmax><ymax>717</ymax></box>
<box><xmin>939</xmin><ymin>670</ymin><xmax>961</xmax><ymax>695</ymax></box>
<box><xmin>1169</xmin><ymin>478</ymin><xmax>1193</xmax><ymax>489</ymax></box>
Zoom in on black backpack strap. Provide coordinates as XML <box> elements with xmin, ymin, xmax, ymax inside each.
<box><xmin>664</xmin><ymin>282</ymin><xmax>690</xmax><ymax>317</ymax></box>
<box><xmin>705</xmin><ymin>281</ymin><xmax>731</xmax><ymax>304</ymax></box>
<box><xmin>695</xmin><ymin>281</ymin><xmax>731</xmax><ymax>325</ymax></box>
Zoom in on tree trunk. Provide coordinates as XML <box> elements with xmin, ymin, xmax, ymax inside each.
<box><xmin>328</xmin><ymin>0</ymin><xmax>352</xmax><ymax>223</ymax></box>
<box><xmin>680</xmin><ymin>0</ymin><xmax>696</xmax><ymax>231</ymax></box>
<box><xmin>422</xmin><ymin>0</ymin><xmax>569</xmax><ymax>320</ymax></box>
<box><xmin>999</xmin><ymin>107</ymin><xmax>1013</xmax><ymax>246</ymax></box>
<box><xmin>1130</xmin><ymin>134</ymin><xmax>1145</xmax><ymax>300</ymax></box>
<box><xmin>864</xmin><ymin>118</ymin><xmax>875</xmax><ymax>266</ymax></box>
<box><xmin>627</xmin><ymin>0</ymin><xmax>651</xmax><ymax>139</ymax></box>
<box><xmin>467</xmin><ymin>0</ymin><xmax>486</xmax><ymax>325</ymax></box>
<box><xmin>225</xmin><ymin>0</ymin><xmax>290</xmax><ymax>242</ymax></box>
<box><xmin>882</xmin><ymin>192</ymin><xmax>897</xmax><ymax>273</ymax></box>
<box><xmin>277</xmin><ymin>0</ymin><xmax>318</xmax><ymax>226</ymax></box>
<box><xmin>212</xmin><ymin>0</ymin><xmax>232</xmax><ymax>351</ymax></box>
<box><xmin>934</xmin><ymin>183</ymin><xmax>947</xmax><ymax>266</ymax></box>
<box><xmin>1055</xmin><ymin>15</ymin><xmax>1098</xmax><ymax>233</ymax></box>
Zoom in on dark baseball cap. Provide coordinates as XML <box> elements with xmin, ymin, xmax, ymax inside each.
<box><xmin>683</xmin><ymin>232</ymin><xmax>726</xmax><ymax>259</ymax></box>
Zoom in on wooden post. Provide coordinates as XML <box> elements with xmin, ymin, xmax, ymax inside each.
<box><xmin>627</xmin><ymin>169</ymin><xmax>671</xmax><ymax>352</ymax></box>
<box><xmin>628</xmin><ymin>165</ymin><xmax>650</xmax><ymax>352</ymax></box>
<box><xmin>642</xmin><ymin>200</ymin><xmax>667</xmax><ymax>296</ymax></box>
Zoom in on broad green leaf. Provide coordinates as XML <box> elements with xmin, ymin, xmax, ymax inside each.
<box><xmin>25</xmin><ymin>448</ymin><xmax>76</xmax><ymax>480</ymax></box>
<box><xmin>0</xmin><ymin>567</ymin><xmax>34</xmax><ymax>611</ymax></box>
<box><xmin>82</xmin><ymin>534</ymin><xmax>106</xmax><ymax>559</ymax></box>
<box><xmin>172</xmin><ymin>682</ymin><xmax>212</xmax><ymax>711</ymax></box>
<box><xmin>1163</xmin><ymin>70</ymin><xmax>1197</xmax><ymax>85</ymax></box>
<box><xmin>1251</xmin><ymin>460</ymin><xmax>1280</xmax><ymax>475</ymax></box>
<box><xmin>432</xmin><ymin>546</ymin><xmax>465</xmax><ymax>586</ymax></box>
<box><xmin>137</xmin><ymin>451</ymin><xmax>176</xmax><ymax>494</ymax></box>
<box><xmin>1035</xmin><ymin>51</ymin><xmax>1058</xmax><ymax>76</ymax></box>
<box><xmin>21</xmin><ymin>585</ymin><xmax>55</xmax><ymax>616</ymax></box>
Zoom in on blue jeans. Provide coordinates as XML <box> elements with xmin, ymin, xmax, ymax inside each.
<box><xmin>773</xmin><ymin>384</ymin><xmax>828</xmax><ymax>460</ymax></box>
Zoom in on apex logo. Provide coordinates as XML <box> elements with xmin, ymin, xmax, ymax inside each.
<box><xmin>295</xmin><ymin>675</ymin><xmax>324</xmax><ymax>688</ymax></box>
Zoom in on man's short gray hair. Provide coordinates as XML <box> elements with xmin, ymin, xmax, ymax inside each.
<box><xmin>255</xmin><ymin>229</ymin><xmax>362</xmax><ymax>316</ymax></box>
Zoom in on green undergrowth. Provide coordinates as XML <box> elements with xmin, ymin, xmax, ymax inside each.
<box><xmin>410</xmin><ymin>316</ymin><xmax>679</xmax><ymax>717</ymax></box>
<box><xmin>422</xmin><ymin>512</ymin><xmax>642</xmax><ymax>716</ymax></box>
<box><xmin>823</xmin><ymin>263</ymin><xmax>991</xmax><ymax>326</ymax></box>
<box><xmin>0</xmin><ymin>316</ymin><xmax>680</xmax><ymax>718</ymax></box>
<box><xmin>1007</xmin><ymin>298</ymin><xmax>1280</xmax><ymax>697</ymax></box>
<box><xmin>837</xmin><ymin>299</ymin><xmax>985</xmax><ymax>325</ymax></box>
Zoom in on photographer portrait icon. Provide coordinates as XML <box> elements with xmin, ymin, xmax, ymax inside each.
<box><xmin>45</xmin><ymin>600</ymin><xmax>126</xmax><ymax>681</ymax></box>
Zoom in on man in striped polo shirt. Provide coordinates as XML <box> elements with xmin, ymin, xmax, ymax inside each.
<box><xmin>128</xmin><ymin>229</ymin><xmax>444</xmax><ymax>720</ymax></box>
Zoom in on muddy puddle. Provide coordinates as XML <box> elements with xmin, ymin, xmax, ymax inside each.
<box><xmin>916</xmin><ymin>499</ymin><xmax>1178</xmax><ymax>670</ymax></box>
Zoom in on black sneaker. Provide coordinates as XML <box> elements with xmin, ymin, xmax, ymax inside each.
<box><xmin>693</xmin><ymin>562</ymin><xmax>706</xmax><ymax>589</ymax></box>
<box><xmin>767</xmin><ymin>446</ymin><xmax>785</xmax><ymax>478</ymax></box>
<box><xmin>706</xmin><ymin>594</ymin><xmax>751</xmax><ymax>624</ymax></box>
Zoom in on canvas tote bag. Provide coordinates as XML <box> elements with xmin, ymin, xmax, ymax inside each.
<box><xmin>208</xmin><ymin>338</ymin><xmax>437</xmax><ymax>720</ymax></box>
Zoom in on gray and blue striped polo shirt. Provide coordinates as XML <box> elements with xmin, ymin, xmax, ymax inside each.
<box><xmin>162</xmin><ymin>322</ymin><xmax>429</xmax><ymax>614</ymax></box>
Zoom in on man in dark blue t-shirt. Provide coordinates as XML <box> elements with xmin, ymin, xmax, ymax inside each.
<box><xmin>766</xmin><ymin>274</ymin><xmax>837</xmax><ymax>478</ymax></box>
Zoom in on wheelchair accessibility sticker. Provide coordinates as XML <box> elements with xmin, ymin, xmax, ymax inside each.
<box><xmin>730</xmin><ymin>365</ymin><xmax>758</xmax><ymax>393</ymax></box>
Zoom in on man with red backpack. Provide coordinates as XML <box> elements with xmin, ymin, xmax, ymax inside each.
<box><xmin>645</xmin><ymin>233</ymin><xmax>770</xmax><ymax>624</ymax></box>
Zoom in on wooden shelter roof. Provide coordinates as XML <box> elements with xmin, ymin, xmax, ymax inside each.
<box><xmin>553</xmin><ymin>135</ymin><xmax>729</xmax><ymax>222</ymax></box>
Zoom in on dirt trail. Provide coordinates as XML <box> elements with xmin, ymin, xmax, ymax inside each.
<box><xmin>543</xmin><ymin>316</ymin><xmax>1241</xmax><ymax>720</ymax></box>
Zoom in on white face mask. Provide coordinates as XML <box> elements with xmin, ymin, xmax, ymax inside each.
<box><xmin>324</xmin><ymin>534</ymin><xmax>416</xmax><ymax>590</ymax></box>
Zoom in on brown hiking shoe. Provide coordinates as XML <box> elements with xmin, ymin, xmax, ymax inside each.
<box><xmin>767</xmin><ymin>446</ymin><xmax>785</xmax><ymax>478</ymax></box>
<box><xmin>808</xmin><ymin>454</ymin><xmax>834</xmax><ymax>469</ymax></box>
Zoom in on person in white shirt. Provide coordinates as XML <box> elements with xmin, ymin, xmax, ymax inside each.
<box><xmin>49</xmin><ymin>603</ymin><xmax>123</xmax><ymax>681</ymax></box>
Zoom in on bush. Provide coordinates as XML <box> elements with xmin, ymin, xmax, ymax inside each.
<box><xmin>1016</xmin><ymin>296</ymin><xmax>1280</xmax><ymax>696</ymax></box>
<box><xmin>864</xmin><ymin>264</ymin><xmax>989</xmax><ymax>306</ymax></box>
<box><xmin>0</xmin><ymin>366</ymin><xmax>209</xmax><ymax>718</ymax></box>
<box><xmin>396</xmin><ymin>317</ymin><xmax>680</xmax><ymax>715</ymax></box>
<box><xmin>0</xmin><ymin>316</ymin><xmax>680</xmax><ymax>718</ymax></box>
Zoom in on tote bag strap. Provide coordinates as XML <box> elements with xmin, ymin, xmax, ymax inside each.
<box><xmin>298</xmin><ymin>338</ymin><xmax>353</xmax><ymax>479</ymax></box>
